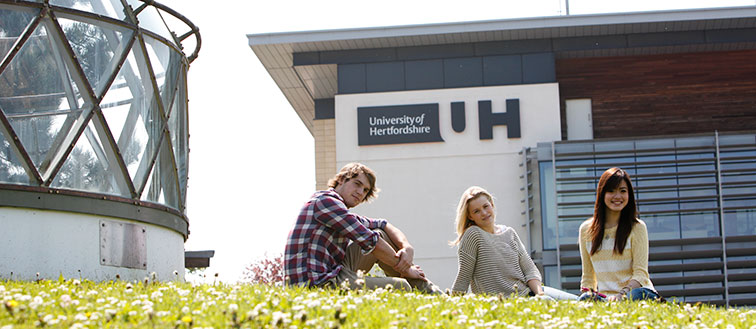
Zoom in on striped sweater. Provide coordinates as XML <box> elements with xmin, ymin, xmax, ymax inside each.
<box><xmin>452</xmin><ymin>225</ymin><xmax>542</xmax><ymax>296</ymax></box>
<box><xmin>578</xmin><ymin>219</ymin><xmax>655</xmax><ymax>295</ymax></box>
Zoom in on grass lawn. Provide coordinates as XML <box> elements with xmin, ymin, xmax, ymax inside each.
<box><xmin>2</xmin><ymin>278</ymin><xmax>755</xmax><ymax>328</ymax></box>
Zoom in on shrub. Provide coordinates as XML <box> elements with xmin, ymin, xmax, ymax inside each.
<box><xmin>241</xmin><ymin>253</ymin><xmax>284</xmax><ymax>285</ymax></box>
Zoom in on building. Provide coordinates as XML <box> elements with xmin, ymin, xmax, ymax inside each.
<box><xmin>248</xmin><ymin>6</ymin><xmax>756</xmax><ymax>306</ymax></box>
<box><xmin>0</xmin><ymin>0</ymin><xmax>199</xmax><ymax>281</ymax></box>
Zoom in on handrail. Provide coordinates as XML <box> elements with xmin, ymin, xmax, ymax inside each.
<box><xmin>136</xmin><ymin>0</ymin><xmax>201</xmax><ymax>63</ymax></box>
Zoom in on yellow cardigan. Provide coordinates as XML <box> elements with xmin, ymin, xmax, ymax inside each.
<box><xmin>578</xmin><ymin>219</ymin><xmax>655</xmax><ymax>295</ymax></box>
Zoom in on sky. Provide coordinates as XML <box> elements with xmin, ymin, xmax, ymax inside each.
<box><xmin>156</xmin><ymin>0</ymin><xmax>754</xmax><ymax>282</ymax></box>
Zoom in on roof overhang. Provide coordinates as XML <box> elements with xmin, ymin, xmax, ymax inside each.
<box><xmin>247</xmin><ymin>6</ymin><xmax>756</xmax><ymax>134</ymax></box>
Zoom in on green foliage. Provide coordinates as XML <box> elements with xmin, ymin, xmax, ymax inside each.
<box><xmin>1</xmin><ymin>278</ymin><xmax>755</xmax><ymax>328</ymax></box>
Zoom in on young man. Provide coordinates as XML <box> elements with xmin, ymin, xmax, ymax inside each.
<box><xmin>285</xmin><ymin>162</ymin><xmax>440</xmax><ymax>293</ymax></box>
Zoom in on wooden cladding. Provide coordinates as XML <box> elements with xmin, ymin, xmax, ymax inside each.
<box><xmin>556</xmin><ymin>50</ymin><xmax>756</xmax><ymax>139</ymax></box>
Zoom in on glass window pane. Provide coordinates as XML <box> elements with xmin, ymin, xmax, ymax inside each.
<box><xmin>644</xmin><ymin>214</ymin><xmax>681</xmax><ymax>240</ymax></box>
<box><xmin>681</xmin><ymin>212</ymin><xmax>719</xmax><ymax>238</ymax></box>
<box><xmin>719</xmin><ymin>134</ymin><xmax>755</xmax><ymax>146</ymax></box>
<box><xmin>0</xmin><ymin>129</ymin><xmax>30</xmax><ymax>184</ymax></box>
<box><xmin>50</xmin><ymin>120</ymin><xmax>126</xmax><ymax>196</ymax></box>
<box><xmin>724</xmin><ymin>210</ymin><xmax>756</xmax><ymax>236</ymax></box>
<box><xmin>49</xmin><ymin>0</ymin><xmax>126</xmax><ymax>20</ymax></box>
<box><xmin>58</xmin><ymin>16</ymin><xmax>133</xmax><ymax>97</ymax></box>
<box><xmin>100</xmin><ymin>43</ymin><xmax>162</xmax><ymax>190</ymax></box>
<box><xmin>0</xmin><ymin>7</ymin><xmax>38</xmax><ymax>59</ymax></box>
<box><xmin>167</xmin><ymin>71</ymin><xmax>187</xmax><ymax>206</ymax></box>
<box><xmin>141</xmin><ymin>137</ymin><xmax>179</xmax><ymax>209</ymax></box>
<box><xmin>124</xmin><ymin>1</ymin><xmax>175</xmax><ymax>44</ymax></box>
<box><xmin>0</xmin><ymin>23</ymin><xmax>87</xmax><ymax>171</ymax></box>
<box><xmin>143</xmin><ymin>36</ymin><xmax>182</xmax><ymax>114</ymax></box>
<box><xmin>558</xmin><ymin>219</ymin><xmax>583</xmax><ymax>245</ymax></box>
<box><xmin>540</xmin><ymin>161</ymin><xmax>557</xmax><ymax>249</ymax></box>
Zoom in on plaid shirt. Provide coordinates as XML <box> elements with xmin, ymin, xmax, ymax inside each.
<box><xmin>285</xmin><ymin>189</ymin><xmax>387</xmax><ymax>286</ymax></box>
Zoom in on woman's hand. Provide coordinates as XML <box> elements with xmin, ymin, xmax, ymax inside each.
<box><xmin>607</xmin><ymin>293</ymin><xmax>624</xmax><ymax>302</ymax></box>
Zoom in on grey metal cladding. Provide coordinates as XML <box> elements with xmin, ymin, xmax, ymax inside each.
<box><xmin>706</xmin><ymin>28</ymin><xmax>756</xmax><ymax>43</ymax></box>
<box><xmin>483</xmin><ymin>55</ymin><xmax>523</xmax><ymax>86</ymax></box>
<box><xmin>552</xmin><ymin>35</ymin><xmax>627</xmax><ymax>51</ymax></box>
<box><xmin>523</xmin><ymin>53</ymin><xmax>555</xmax><ymax>84</ymax></box>
<box><xmin>293</xmin><ymin>51</ymin><xmax>320</xmax><ymax>66</ymax></box>
<box><xmin>444</xmin><ymin>57</ymin><xmax>483</xmax><ymax>88</ymax></box>
<box><xmin>405</xmin><ymin>59</ymin><xmax>444</xmax><ymax>90</ymax></box>
<box><xmin>628</xmin><ymin>31</ymin><xmax>706</xmax><ymax>47</ymax></box>
<box><xmin>338</xmin><ymin>64</ymin><xmax>366</xmax><ymax>94</ymax></box>
<box><xmin>314</xmin><ymin>98</ymin><xmax>335</xmax><ymax>120</ymax></box>
<box><xmin>396</xmin><ymin>44</ymin><xmax>475</xmax><ymax>60</ymax></box>
<box><xmin>321</xmin><ymin>48</ymin><xmax>396</xmax><ymax>64</ymax></box>
<box><xmin>475</xmin><ymin>39</ymin><xmax>553</xmax><ymax>56</ymax></box>
<box><xmin>366</xmin><ymin>61</ymin><xmax>405</xmax><ymax>92</ymax></box>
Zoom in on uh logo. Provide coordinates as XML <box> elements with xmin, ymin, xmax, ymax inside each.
<box><xmin>357</xmin><ymin>98</ymin><xmax>521</xmax><ymax>146</ymax></box>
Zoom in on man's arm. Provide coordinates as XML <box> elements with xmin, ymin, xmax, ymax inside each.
<box><xmin>370</xmin><ymin>237</ymin><xmax>425</xmax><ymax>280</ymax></box>
<box><xmin>383</xmin><ymin>223</ymin><xmax>414</xmax><ymax>273</ymax></box>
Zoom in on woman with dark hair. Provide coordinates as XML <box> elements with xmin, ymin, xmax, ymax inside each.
<box><xmin>578</xmin><ymin>167</ymin><xmax>660</xmax><ymax>301</ymax></box>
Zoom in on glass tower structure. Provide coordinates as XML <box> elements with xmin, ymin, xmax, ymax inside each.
<box><xmin>0</xmin><ymin>0</ymin><xmax>199</xmax><ymax>280</ymax></box>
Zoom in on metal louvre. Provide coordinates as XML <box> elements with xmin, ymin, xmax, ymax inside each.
<box><xmin>548</xmin><ymin>131</ymin><xmax>756</xmax><ymax>306</ymax></box>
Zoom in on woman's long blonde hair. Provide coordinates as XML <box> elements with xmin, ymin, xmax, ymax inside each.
<box><xmin>450</xmin><ymin>186</ymin><xmax>495</xmax><ymax>246</ymax></box>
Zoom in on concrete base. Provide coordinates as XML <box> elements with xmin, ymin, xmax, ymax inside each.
<box><xmin>0</xmin><ymin>207</ymin><xmax>185</xmax><ymax>282</ymax></box>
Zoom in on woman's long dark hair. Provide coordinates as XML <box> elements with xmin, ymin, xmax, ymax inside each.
<box><xmin>589</xmin><ymin>167</ymin><xmax>639</xmax><ymax>255</ymax></box>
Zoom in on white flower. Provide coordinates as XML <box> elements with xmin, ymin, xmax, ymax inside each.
<box><xmin>74</xmin><ymin>313</ymin><xmax>88</xmax><ymax>321</ymax></box>
<box><xmin>228</xmin><ymin>303</ymin><xmax>238</xmax><ymax>312</ymax></box>
<box><xmin>60</xmin><ymin>294</ymin><xmax>72</xmax><ymax>307</ymax></box>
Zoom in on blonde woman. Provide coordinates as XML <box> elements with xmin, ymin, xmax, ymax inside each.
<box><xmin>451</xmin><ymin>186</ymin><xmax>576</xmax><ymax>300</ymax></box>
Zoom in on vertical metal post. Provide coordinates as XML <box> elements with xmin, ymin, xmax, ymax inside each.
<box><xmin>552</xmin><ymin>141</ymin><xmax>562</xmax><ymax>288</ymax></box>
<box><xmin>565</xmin><ymin>0</ymin><xmax>571</xmax><ymax>15</ymax></box>
<box><xmin>714</xmin><ymin>131</ymin><xmax>730</xmax><ymax>306</ymax></box>
<box><xmin>522</xmin><ymin>147</ymin><xmax>533</xmax><ymax>255</ymax></box>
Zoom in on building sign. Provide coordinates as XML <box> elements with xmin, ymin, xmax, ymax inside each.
<box><xmin>357</xmin><ymin>99</ymin><xmax>521</xmax><ymax>146</ymax></box>
<box><xmin>357</xmin><ymin>103</ymin><xmax>443</xmax><ymax>146</ymax></box>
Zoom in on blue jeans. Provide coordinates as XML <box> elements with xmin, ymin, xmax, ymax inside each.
<box><xmin>578</xmin><ymin>287</ymin><xmax>659</xmax><ymax>301</ymax></box>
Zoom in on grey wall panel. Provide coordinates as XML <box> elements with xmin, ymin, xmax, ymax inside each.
<box><xmin>366</xmin><ymin>61</ymin><xmax>405</xmax><ymax>92</ymax></box>
<box><xmin>293</xmin><ymin>51</ymin><xmax>320</xmax><ymax>65</ymax></box>
<box><xmin>338</xmin><ymin>64</ymin><xmax>366</xmax><ymax>94</ymax></box>
<box><xmin>396</xmin><ymin>44</ymin><xmax>475</xmax><ymax>60</ymax></box>
<box><xmin>706</xmin><ymin>28</ymin><xmax>756</xmax><ymax>43</ymax></box>
<box><xmin>475</xmin><ymin>39</ymin><xmax>553</xmax><ymax>56</ymax></box>
<box><xmin>552</xmin><ymin>35</ymin><xmax>627</xmax><ymax>51</ymax></box>
<box><xmin>321</xmin><ymin>48</ymin><xmax>396</xmax><ymax>64</ymax></box>
<box><xmin>405</xmin><ymin>59</ymin><xmax>444</xmax><ymax>90</ymax></box>
<box><xmin>314</xmin><ymin>98</ymin><xmax>335</xmax><ymax>120</ymax></box>
<box><xmin>444</xmin><ymin>57</ymin><xmax>482</xmax><ymax>88</ymax></box>
<box><xmin>628</xmin><ymin>31</ymin><xmax>706</xmax><ymax>47</ymax></box>
<box><xmin>483</xmin><ymin>55</ymin><xmax>522</xmax><ymax>86</ymax></box>
<box><xmin>523</xmin><ymin>53</ymin><xmax>556</xmax><ymax>84</ymax></box>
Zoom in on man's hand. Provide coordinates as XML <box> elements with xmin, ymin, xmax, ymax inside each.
<box><xmin>401</xmin><ymin>265</ymin><xmax>427</xmax><ymax>280</ymax></box>
<box><xmin>394</xmin><ymin>247</ymin><xmax>414</xmax><ymax>273</ymax></box>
